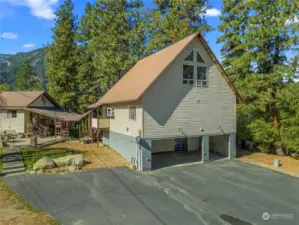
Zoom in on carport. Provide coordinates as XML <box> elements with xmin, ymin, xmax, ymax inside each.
<box><xmin>150</xmin><ymin>134</ymin><xmax>236</xmax><ymax>170</ymax></box>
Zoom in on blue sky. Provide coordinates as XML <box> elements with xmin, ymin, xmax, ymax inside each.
<box><xmin>0</xmin><ymin>0</ymin><xmax>224</xmax><ymax>59</ymax></box>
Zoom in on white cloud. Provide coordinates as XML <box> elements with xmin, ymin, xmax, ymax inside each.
<box><xmin>22</xmin><ymin>43</ymin><xmax>35</xmax><ymax>48</ymax></box>
<box><xmin>2</xmin><ymin>0</ymin><xmax>58</xmax><ymax>20</ymax></box>
<box><xmin>286</xmin><ymin>16</ymin><xmax>299</xmax><ymax>26</ymax></box>
<box><xmin>205</xmin><ymin>8</ymin><xmax>221</xmax><ymax>17</ymax></box>
<box><xmin>25</xmin><ymin>0</ymin><xmax>58</xmax><ymax>20</ymax></box>
<box><xmin>0</xmin><ymin>32</ymin><xmax>18</xmax><ymax>40</ymax></box>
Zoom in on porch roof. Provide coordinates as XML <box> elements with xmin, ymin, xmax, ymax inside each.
<box><xmin>25</xmin><ymin>108</ymin><xmax>90</xmax><ymax>122</ymax></box>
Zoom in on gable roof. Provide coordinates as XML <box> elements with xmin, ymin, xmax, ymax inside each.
<box><xmin>0</xmin><ymin>91</ymin><xmax>61</xmax><ymax>108</ymax></box>
<box><xmin>88</xmin><ymin>32</ymin><xmax>242</xmax><ymax>109</ymax></box>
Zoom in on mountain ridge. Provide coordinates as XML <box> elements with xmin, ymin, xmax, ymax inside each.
<box><xmin>0</xmin><ymin>48</ymin><xmax>46</xmax><ymax>89</ymax></box>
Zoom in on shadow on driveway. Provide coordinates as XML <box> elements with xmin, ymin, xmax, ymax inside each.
<box><xmin>4</xmin><ymin>160</ymin><xmax>299</xmax><ymax>225</ymax></box>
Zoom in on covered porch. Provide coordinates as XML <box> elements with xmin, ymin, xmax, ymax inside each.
<box><xmin>24</xmin><ymin>108</ymin><xmax>92</xmax><ymax>145</ymax></box>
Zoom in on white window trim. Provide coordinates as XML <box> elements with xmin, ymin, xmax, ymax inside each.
<box><xmin>182</xmin><ymin>64</ymin><xmax>194</xmax><ymax>85</ymax></box>
<box><xmin>196</xmin><ymin>66</ymin><xmax>208</xmax><ymax>87</ymax></box>
<box><xmin>106</xmin><ymin>107</ymin><xmax>114</xmax><ymax>117</ymax></box>
<box><xmin>183</xmin><ymin>48</ymin><xmax>209</xmax><ymax>87</ymax></box>
<box><xmin>128</xmin><ymin>106</ymin><xmax>136</xmax><ymax>121</ymax></box>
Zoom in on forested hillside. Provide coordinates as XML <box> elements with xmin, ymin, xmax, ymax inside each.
<box><xmin>0</xmin><ymin>48</ymin><xmax>46</xmax><ymax>89</ymax></box>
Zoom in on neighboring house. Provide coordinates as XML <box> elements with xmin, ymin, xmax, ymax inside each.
<box><xmin>0</xmin><ymin>91</ymin><xmax>88</xmax><ymax>136</ymax></box>
<box><xmin>88</xmin><ymin>32</ymin><xmax>242</xmax><ymax>171</ymax></box>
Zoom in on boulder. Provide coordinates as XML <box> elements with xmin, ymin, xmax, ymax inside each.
<box><xmin>33</xmin><ymin>157</ymin><xmax>55</xmax><ymax>171</ymax></box>
<box><xmin>68</xmin><ymin>166</ymin><xmax>79</xmax><ymax>172</ymax></box>
<box><xmin>53</xmin><ymin>154</ymin><xmax>83</xmax><ymax>167</ymax></box>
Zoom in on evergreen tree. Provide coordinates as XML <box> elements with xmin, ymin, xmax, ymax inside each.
<box><xmin>76</xmin><ymin>3</ymin><xmax>98</xmax><ymax>112</ymax></box>
<box><xmin>217</xmin><ymin>0</ymin><xmax>251</xmax><ymax>83</ymax></box>
<box><xmin>15</xmin><ymin>60</ymin><xmax>41</xmax><ymax>91</ymax></box>
<box><xmin>46</xmin><ymin>0</ymin><xmax>78</xmax><ymax>110</ymax></box>
<box><xmin>88</xmin><ymin>0</ymin><xmax>146</xmax><ymax>90</ymax></box>
<box><xmin>218</xmin><ymin>0</ymin><xmax>299</xmax><ymax>154</ymax></box>
<box><xmin>146</xmin><ymin>0</ymin><xmax>212</xmax><ymax>54</ymax></box>
<box><xmin>0</xmin><ymin>83</ymin><xmax>9</xmax><ymax>91</ymax></box>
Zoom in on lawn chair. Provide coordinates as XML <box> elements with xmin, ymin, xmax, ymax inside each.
<box><xmin>6</xmin><ymin>130</ymin><xmax>17</xmax><ymax>142</ymax></box>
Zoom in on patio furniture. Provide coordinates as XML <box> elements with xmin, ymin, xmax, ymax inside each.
<box><xmin>4</xmin><ymin>130</ymin><xmax>17</xmax><ymax>142</ymax></box>
<box><xmin>17</xmin><ymin>133</ymin><xmax>25</xmax><ymax>139</ymax></box>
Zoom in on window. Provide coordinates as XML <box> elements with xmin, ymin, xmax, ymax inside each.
<box><xmin>183</xmin><ymin>65</ymin><xmax>194</xmax><ymax>85</ymax></box>
<box><xmin>197</xmin><ymin>66</ymin><xmax>208</xmax><ymax>87</ymax></box>
<box><xmin>106</xmin><ymin>107</ymin><xmax>114</xmax><ymax>117</ymax></box>
<box><xmin>7</xmin><ymin>110</ymin><xmax>17</xmax><ymax>118</ymax></box>
<box><xmin>129</xmin><ymin>106</ymin><xmax>136</xmax><ymax>120</ymax></box>
<box><xmin>197</xmin><ymin>51</ymin><xmax>205</xmax><ymax>63</ymax></box>
<box><xmin>183</xmin><ymin>49</ymin><xmax>208</xmax><ymax>86</ymax></box>
<box><xmin>184</xmin><ymin>50</ymin><xmax>194</xmax><ymax>61</ymax></box>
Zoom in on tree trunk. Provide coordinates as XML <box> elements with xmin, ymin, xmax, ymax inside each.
<box><xmin>272</xmin><ymin>103</ymin><xmax>284</xmax><ymax>155</ymax></box>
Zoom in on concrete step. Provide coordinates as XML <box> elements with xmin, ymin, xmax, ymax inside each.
<box><xmin>1</xmin><ymin>170</ymin><xmax>26</xmax><ymax>177</ymax></box>
<box><xmin>2</xmin><ymin>166</ymin><xmax>26</xmax><ymax>173</ymax></box>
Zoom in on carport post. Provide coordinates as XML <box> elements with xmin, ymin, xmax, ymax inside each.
<box><xmin>228</xmin><ymin>133</ymin><xmax>236</xmax><ymax>159</ymax></box>
<box><xmin>201</xmin><ymin>136</ymin><xmax>209</xmax><ymax>162</ymax></box>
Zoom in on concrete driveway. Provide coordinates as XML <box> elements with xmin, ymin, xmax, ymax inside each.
<box><xmin>4</xmin><ymin>160</ymin><xmax>299</xmax><ymax>225</ymax></box>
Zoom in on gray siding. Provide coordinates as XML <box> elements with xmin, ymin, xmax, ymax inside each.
<box><xmin>143</xmin><ymin>37</ymin><xmax>236</xmax><ymax>139</ymax></box>
<box><xmin>103</xmin><ymin>130</ymin><xmax>152</xmax><ymax>171</ymax></box>
<box><xmin>103</xmin><ymin>130</ymin><xmax>137</xmax><ymax>164</ymax></box>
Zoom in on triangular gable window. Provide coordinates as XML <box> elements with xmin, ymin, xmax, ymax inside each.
<box><xmin>185</xmin><ymin>50</ymin><xmax>194</xmax><ymax>62</ymax></box>
<box><xmin>197</xmin><ymin>51</ymin><xmax>205</xmax><ymax>63</ymax></box>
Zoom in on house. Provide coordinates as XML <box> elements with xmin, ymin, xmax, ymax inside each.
<box><xmin>0</xmin><ymin>91</ymin><xmax>91</xmax><ymax>138</ymax></box>
<box><xmin>88</xmin><ymin>32</ymin><xmax>242</xmax><ymax>171</ymax></box>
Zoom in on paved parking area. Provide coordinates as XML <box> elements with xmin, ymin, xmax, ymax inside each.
<box><xmin>4</xmin><ymin>160</ymin><xmax>299</xmax><ymax>225</ymax></box>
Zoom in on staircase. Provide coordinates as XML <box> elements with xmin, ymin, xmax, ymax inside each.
<box><xmin>1</xmin><ymin>147</ymin><xmax>26</xmax><ymax>177</ymax></box>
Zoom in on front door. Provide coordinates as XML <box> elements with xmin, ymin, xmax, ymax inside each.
<box><xmin>174</xmin><ymin>138</ymin><xmax>188</xmax><ymax>152</ymax></box>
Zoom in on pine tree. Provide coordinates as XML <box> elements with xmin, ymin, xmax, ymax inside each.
<box><xmin>15</xmin><ymin>60</ymin><xmax>41</xmax><ymax>91</ymax></box>
<box><xmin>146</xmin><ymin>0</ymin><xmax>212</xmax><ymax>54</ymax></box>
<box><xmin>218</xmin><ymin>0</ymin><xmax>299</xmax><ymax>154</ymax></box>
<box><xmin>217</xmin><ymin>0</ymin><xmax>251</xmax><ymax>83</ymax></box>
<box><xmin>76</xmin><ymin>3</ymin><xmax>98</xmax><ymax>112</ymax></box>
<box><xmin>46</xmin><ymin>0</ymin><xmax>78</xmax><ymax>111</ymax></box>
<box><xmin>86</xmin><ymin>0</ymin><xmax>146</xmax><ymax>91</ymax></box>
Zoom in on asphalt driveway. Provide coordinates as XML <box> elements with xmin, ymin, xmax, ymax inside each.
<box><xmin>4</xmin><ymin>160</ymin><xmax>299</xmax><ymax>225</ymax></box>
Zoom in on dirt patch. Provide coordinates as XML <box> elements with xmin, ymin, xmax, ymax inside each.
<box><xmin>47</xmin><ymin>141</ymin><xmax>130</xmax><ymax>170</ymax></box>
<box><xmin>0</xmin><ymin>180</ymin><xmax>59</xmax><ymax>225</ymax></box>
<box><xmin>237</xmin><ymin>150</ymin><xmax>299</xmax><ymax>177</ymax></box>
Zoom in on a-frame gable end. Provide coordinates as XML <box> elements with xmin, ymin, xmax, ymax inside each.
<box><xmin>29</xmin><ymin>94</ymin><xmax>60</xmax><ymax>108</ymax></box>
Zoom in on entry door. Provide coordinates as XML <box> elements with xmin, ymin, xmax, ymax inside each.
<box><xmin>174</xmin><ymin>138</ymin><xmax>188</xmax><ymax>152</ymax></box>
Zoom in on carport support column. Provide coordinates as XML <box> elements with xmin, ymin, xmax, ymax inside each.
<box><xmin>201</xmin><ymin>136</ymin><xmax>209</xmax><ymax>162</ymax></box>
<box><xmin>228</xmin><ymin>133</ymin><xmax>236</xmax><ymax>159</ymax></box>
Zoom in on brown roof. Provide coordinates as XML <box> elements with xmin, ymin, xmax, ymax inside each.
<box><xmin>88</xmin><ymin>32</ymin><xmax>242</xmax><ymax>108</ymax></box>
<box><xmin>0</xmin><ymin>91</ymin><xmax>45</xmax><ymax>108</ymax></box>
<box><xmin>25</xmin><ymin>108</ymin><xmax>91</xmax><ymax>122</ymax></box>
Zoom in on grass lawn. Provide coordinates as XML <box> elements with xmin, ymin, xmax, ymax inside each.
<box><xmin>21</xmin><ymin>147</ymin><xmax>76</xmax><ymax>170</ymax></box>
<box><xmin>0</xmin><ymin>147</ymin><xmax>60</xmax><ymax>225</ymax></box>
